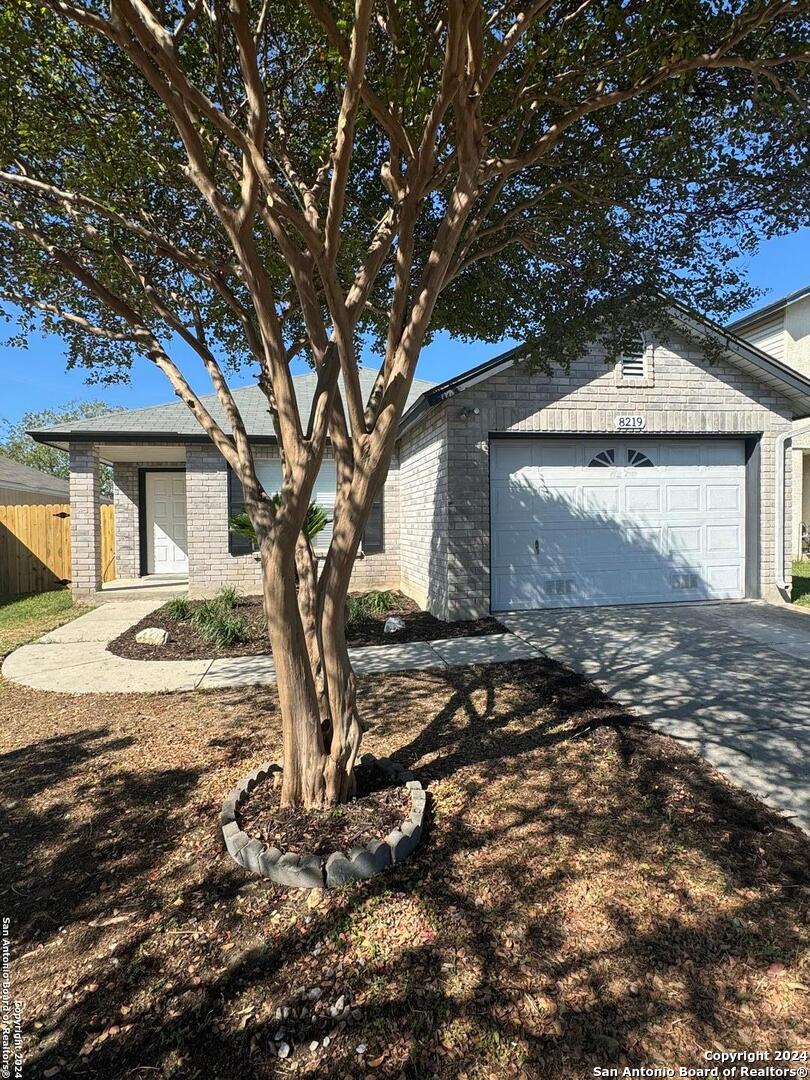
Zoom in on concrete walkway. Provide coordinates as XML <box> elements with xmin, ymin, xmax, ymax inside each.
<box><xmin>1</xmin><ymin>600</ymin><xmax>540</xmax><ymax>694</ymax></box>
<box><xmin>501</xmin><ymin>600</ymin><xmax>810</xmax><ymax>832</ymax></box>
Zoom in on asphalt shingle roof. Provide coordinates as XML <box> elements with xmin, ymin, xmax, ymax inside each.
<box><xmin>0</xmin><ymin>455</ymin><xmax>71</xmax><ymax>497</ymax></box>
<box><xmin>32</xmin><ymin>371</ymin><xmax>436</xmax><ymax>440</ymax></box>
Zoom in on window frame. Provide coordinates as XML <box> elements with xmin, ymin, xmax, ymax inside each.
<box><xmin>226</xmin><ymin>465</ymin><xmax>385</xmax><ymax>557</ymax></box>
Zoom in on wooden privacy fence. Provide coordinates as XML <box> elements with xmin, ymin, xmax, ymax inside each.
<box><xmin>0</xmin><ymin>503</ymin><xmax>116</xmax><ymax>597</ymax></box>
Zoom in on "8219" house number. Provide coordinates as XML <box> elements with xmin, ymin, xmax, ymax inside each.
<box><xmin>614</xmin><ymin>414</ymin><xmax>646</xmax><ymax>430</ymax></box>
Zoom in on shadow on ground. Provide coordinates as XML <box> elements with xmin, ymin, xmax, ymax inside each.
<box><xmin>1</xmin><ymin>658</ymin><xmax>808</xmax><ymax>1080</ymax></box>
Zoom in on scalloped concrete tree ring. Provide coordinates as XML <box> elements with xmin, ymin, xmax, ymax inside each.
<box><xmin>220</xmin><ymin>755</ymin><xmax>426</xmax><ymax>889</ymax></box>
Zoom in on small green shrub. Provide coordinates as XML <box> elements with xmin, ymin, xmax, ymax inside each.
<box><xmin>363</xmin><ymin>590</ymin><xmax>396</xmax><ymax>615</ymax></box>
<box><xmin>196</xmin><ymin>609</ymin><xmax>251</xmax><ymax>648</ymax></box>
<box><xmin>190</xmin><ymin>599</ymin><xmax>223</xmax><ymax>627</ymax></box>
<box><xmin>215</xmin><ymin>585</ymin><xmax>241</xmax><ymax>610</ymax></box>
<box><xmin>346</xmin><ymin>595</ymin><xmax>365</xmax><ymax>626</ymax></box>
<box><xmin>346</xmin><ymin>590</ymin><xmax>397</xmax><ymax>625</ymax></box>
<box><xmin>165</xmin><ymin>596</ymin><xmax>192</xmax><ymax>621</ymax></box>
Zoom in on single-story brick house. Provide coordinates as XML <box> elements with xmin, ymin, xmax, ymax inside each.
<box><xmin>31</xmin><ymin>300</ymin><xmax>810</xmax><ymax>616</ymax></box>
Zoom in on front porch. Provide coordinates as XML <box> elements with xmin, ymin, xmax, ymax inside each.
<box><xmin>93</xmin><ymin>575</ymin><xmax>189</xmax><ymax>604</ymax></box>
<box><xmin>68</xmin><ymin>442</ymin><xmax>189</xmax><ymax>599</ymax></box>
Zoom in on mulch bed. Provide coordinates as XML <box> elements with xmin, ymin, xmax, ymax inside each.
<box><xmin>108</xmin><ymin>591</ymin><xmax>505</xmax><ymax>660</ymax></box>
<box><xmin>3</xmin><ymin>658</ymin><xmax>809</xmax><ymax>1079</ymax></box>
<box><xmin>237</xmin><ymin>760</ymin><xmax>411</xmax><ymax>857</ymax></box>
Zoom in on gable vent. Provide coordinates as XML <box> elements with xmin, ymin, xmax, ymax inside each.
<box><xmin>620</xmin><ymin>351</ymin><xmax>645</xmax><ymax>380</ymax></box>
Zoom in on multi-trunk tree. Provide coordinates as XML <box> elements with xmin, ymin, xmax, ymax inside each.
<box><xmin>0</xmin><ymin>0</ymin><xmax>807</xmax><ymax>806</ymax></box>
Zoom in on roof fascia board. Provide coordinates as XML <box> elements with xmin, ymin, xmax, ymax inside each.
<box><xmin>399</xmin><ymin>345</ymin><xmax>528</xmax><ymax>437</ymax></box>
<box><xmin>0</xmin><ymin>479</ymin><xmax>68</xmax><ymax>494</ymax></box>
<box><xmin>727</xmin><ymin>285</ymin><xmax>810</xmax><ymax>331</ymax></box>
<box><xmin>28</xmin><ymin>430</ymin><xmax>280</xmax><ymax>447</ymax></box>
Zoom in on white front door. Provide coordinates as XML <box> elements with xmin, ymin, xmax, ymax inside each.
<box><xmin>145</xmin><ymin>471</ymin><xmax>188</xmax><ymax>575</ymax></box>
<box><xmin>490</xmin><ymin>438</ymin><xmax>746</xmax><ymax>610</ymax></box>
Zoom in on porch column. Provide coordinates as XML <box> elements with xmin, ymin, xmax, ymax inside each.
<box><xmin>69</xmin><ymin>442</ymin><xmax>102</xmax><ymax>597</ymax></box>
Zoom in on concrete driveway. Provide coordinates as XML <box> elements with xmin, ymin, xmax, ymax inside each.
<box><xmin>500</xmin><ymin>601</ymin><xmax>810</xmax><ymax>833</ymax></box>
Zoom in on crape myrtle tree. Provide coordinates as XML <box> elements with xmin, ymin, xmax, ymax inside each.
<box><xmin>0</xmin><ymin>1</ymin><xmax>808</xmax><ymax>806</ymax></box>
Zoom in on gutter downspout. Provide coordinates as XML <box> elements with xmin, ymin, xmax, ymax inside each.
<box><xmin>775</xmin><ymin>421</ymin><xmax>810</xmax><ymax>591</ymax></box>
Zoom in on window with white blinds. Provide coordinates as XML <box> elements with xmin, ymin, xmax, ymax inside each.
<box><xmin>256</xmin><ymin>460</ymin><xmax>337</xmax><ymax>550</ymax></box>
<box><xmin>227</xmin><ymin>463</ymin><xmax>384</xmax><ymax>556</ymax></box>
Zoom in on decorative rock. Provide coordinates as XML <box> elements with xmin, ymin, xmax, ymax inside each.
<box><xmin>383</xmin><ymin>616</ymin><xmax>405</xmax><ymax>634</ymax></box>
<box><xmin>134</xmin><ymin>627</ymin><xmax>169</xmax><ymax>646</ymax></box>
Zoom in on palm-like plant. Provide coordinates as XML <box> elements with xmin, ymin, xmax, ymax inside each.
<box><xmin>229</xmin><ymin>495</ymin><xmax>330</xmax><ymax>550</ymax></box>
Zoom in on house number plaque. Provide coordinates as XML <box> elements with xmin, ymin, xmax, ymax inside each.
<box><xmin>614</xmin><ymin>414</ymin><xmax>646</xmax><ymax>430</ymax></box>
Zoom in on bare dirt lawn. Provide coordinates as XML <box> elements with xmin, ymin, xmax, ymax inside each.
<box><xmin>1</xmin><ymin>658</ymin><xmax>808</xmax><ymax>1079</ymax></box>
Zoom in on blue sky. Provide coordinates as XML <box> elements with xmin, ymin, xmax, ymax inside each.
<box><xmin>0</xmin><ymin>227</ymin><xmax>807</xmax><ymax>424</ymax></box>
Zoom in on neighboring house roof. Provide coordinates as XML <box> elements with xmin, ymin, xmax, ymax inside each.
<box><xmin>0</xmin><ymin>454</ymin><xmax>70</xmax><ymax>498</ymax></box>
<box><xmin>727</xmin><ymin>284</ymin><xmax>810</xmax><ymax>334</ymax></box>
<box><xmin>399</xmin><ymin>297</ymin><xmax>810</xmax><ymax>432</ymax></box>
<box><xmin>30</xmin><ymin>370</ymin><xmax>437</xmax><ymax>448</ymax></box>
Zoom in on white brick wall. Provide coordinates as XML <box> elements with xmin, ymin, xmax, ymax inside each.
<box><xmin>69</xmin><ymin>443</ymin><xmax>102</xmax><ymax>596</ymax></box>
<box><xmin>401</xmin><ymin>333</ymin><xmax>795</xmax><ymax>620</ymax></box>
<box><xmin>184</xmin><ymin>443</ymin><xmax>401</xmax><ymax>596</ymax></box>
<box><xmin>398</xmin><ymin>413</ymin><xmax>449</xmax><ymax>618</ymax></box>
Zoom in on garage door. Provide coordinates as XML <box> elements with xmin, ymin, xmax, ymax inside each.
<box><xmin>490</xmin><ymin>438</ymin><xmax>746</xmax><ymax>610</ymax></box>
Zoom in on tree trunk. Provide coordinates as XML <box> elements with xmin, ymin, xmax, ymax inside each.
<box><xmin>317</xmin><ymin>493</ymin><xmax>373</xmax><ymax>805</ymax></box>
<box><xmin>294</xmin><ymin>533</ymin><xmax>330</xmax><ymax>738</ymax></box>
<box><xmin>261</xmin><ymin>538</ymin><xmax>327</xmax><ymax>808</ymax></box>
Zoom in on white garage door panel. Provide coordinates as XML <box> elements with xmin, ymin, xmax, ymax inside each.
<box><xmin>491</xmin><ymin>438</ymin><xmax>746</xmax><ymax>610</ymax></box>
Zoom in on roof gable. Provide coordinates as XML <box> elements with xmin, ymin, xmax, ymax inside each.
<box><xmin>399</xmin><ymin>299</ymin><xmax>810</xmax><ymax>433</ymax></box>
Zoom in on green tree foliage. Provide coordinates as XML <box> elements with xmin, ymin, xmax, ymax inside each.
<box><xmin>0</xmin><ymin>400</ymin><xmax>115</xmax><ymax>496</ymax></box>
<box><xmin>0</xmin><ymin>3</ymin><xmax>807</xmax><ymax>381</ymax></box>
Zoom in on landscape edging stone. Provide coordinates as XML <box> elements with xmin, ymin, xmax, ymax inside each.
<box><xmin>220</xmin><ymin>754</ymin><xmax>425</xmax><ymax>889</ymax></box>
